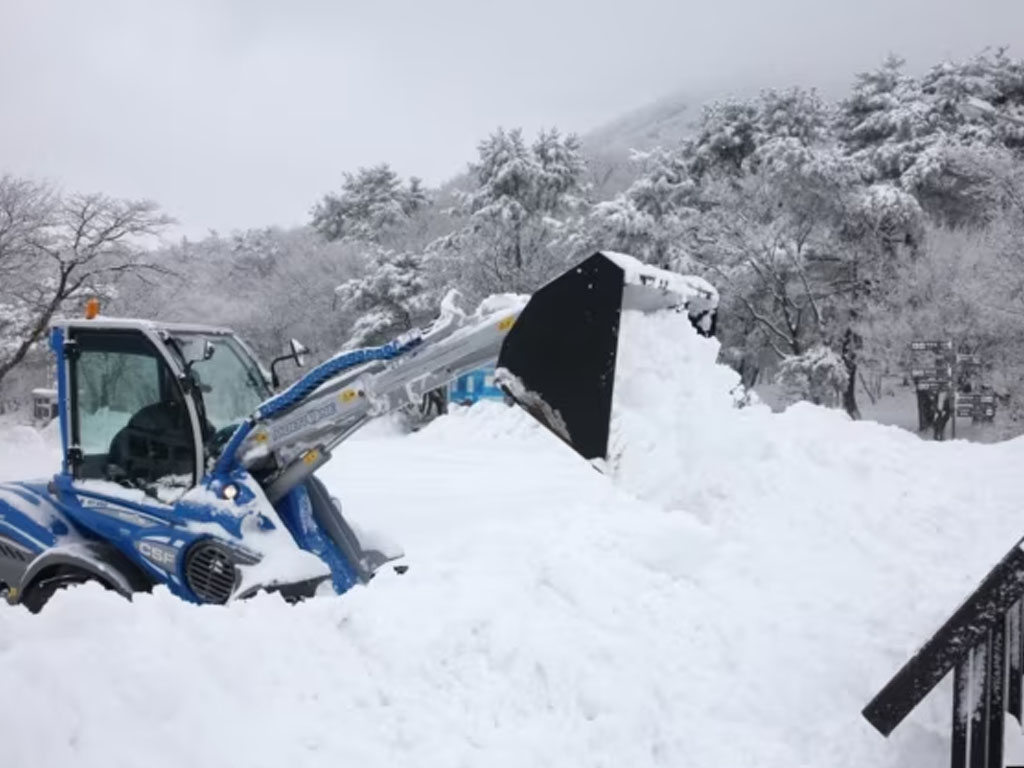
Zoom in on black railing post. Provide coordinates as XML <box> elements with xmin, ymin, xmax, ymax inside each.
<box><xmin>969</xmin><ymin>639</ymin><xmax>991</xmax><ymax>768</ymax></box>
<box><xmin>987</xmin><ymin>621</ymin><xmax>1006</xmax><ymax>768</ymax></box>
<box><xmin>864</xmin><ymin>540</ymin><xmax>1024</xmax><ymax>768</ymax></box>
<box><xmin>1009</xmin><ymin>601</ymin><xmax>1023</xmax><ymax>727</ymax></box>
<box><xmin>953</xmin><ymin>660</ymin><xmax>969</xmax><ymax>768</ymax></box>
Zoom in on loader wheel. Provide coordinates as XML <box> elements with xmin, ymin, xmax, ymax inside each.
<box><xmin>20</xmin><ymin>566</ymin><xmax>116</xmax><ymax>613</ymax></box>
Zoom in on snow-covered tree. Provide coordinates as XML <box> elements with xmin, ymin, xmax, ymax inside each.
<box><xmin>110</xmin><ymin>226</ymin><xmax>366</xmax><ymax>373</ymax></box>
<box><xmin>691</xmin><ymin>88</ymin><xmax>831</xmax><ymax>179</ymax></box>
<box><xmin>777</xmin><ymin>345</ymin><xmax>850</xmax><ymax>407</ymax></box>
<box><xmin>334</xmin><ymin>249</ymin><xmax>435</xmax><ymax>347</ymax></box>
<box><xmin>922</xmin><ymin>48</ymin><xmax>1024</xmax><ymax>150</ymax></box>
<box><xmin>836</xmin><ymin>55</ymin><xmax>933</xmax><ymax>177</ymax></box>
<box><xmin>689</xmin><ymin>99</ymin><xmax>761</xmax><ymax>177</ymax></box>
<box><xmin>311</xmin><ymin>164</ymin><xmax>428</xmax><ymax>244</ymax></box>
<box><xmin>437</xmin><ymin>127</ymin><xmax>587</xmax><ymax>297</ymax></box>
<box><xmin>837</xmin><ymin>50</ymin><xmax>1024</xmax><ymax>225</ymax></box>
<box><xmin>581</xmin><ymin>147</ymin><xmax>700</xmax><ymax>270</ymax></box>
<box><xmin>0</xmin><ymin>174</ymin><xmax>173</xmax><ymax>391</ymax></box>
<box><xmin>581</xmin><ymin>89</ymin><xmax>836</xmax><ymax>275</ymax></box>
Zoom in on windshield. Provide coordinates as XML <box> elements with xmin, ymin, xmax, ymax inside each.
<box><xmin>171</xmin><ymin>334</ymin><xmax>271</xmax><ymax>433</ymax></box>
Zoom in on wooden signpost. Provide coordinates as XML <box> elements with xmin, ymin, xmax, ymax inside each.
<box><xmin>908</xmin><ymin>342</ymin><xmax>991</xmax><ymax>437</ymax></box>
<box><xmin>909</xmin><ymin>340</ymin><xmax>956</xmax><ymax>438</ymax></box>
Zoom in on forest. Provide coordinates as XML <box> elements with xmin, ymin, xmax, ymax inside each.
<box><xmin>2</xmin><ymin>48</ymin><xmax>1024</xmax><ymax>431</ymax></box>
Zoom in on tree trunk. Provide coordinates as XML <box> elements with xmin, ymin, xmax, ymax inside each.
<box><xmin>916</xmin><ymin>391</ymin><xmax>936</xmax><ymax>432</ymax></box>
<box><xmin>841</xmin><ymin>327</ymin><xmax>861</xmax><ymax>420</ymax></box>
<box><xmin>741</xmin><ymin>360</ymin><xmax>760</xmax><ymax>389</ymax></box>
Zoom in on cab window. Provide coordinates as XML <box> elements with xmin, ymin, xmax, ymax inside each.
<box><xmin>171</xmin><ymin>335</ymin><xmax>270</xmax><ymax>432</ymax></box>
<box><xmin>71</xmin><ymin>330</ymin><xmax>196</xmax><ymax>496</ymax></box>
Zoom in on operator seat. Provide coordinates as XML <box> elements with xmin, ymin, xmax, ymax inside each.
<box><xmin>106</xmin><ymin>399</ymin><xmax>195</xmax><ymax>486</ymax></box>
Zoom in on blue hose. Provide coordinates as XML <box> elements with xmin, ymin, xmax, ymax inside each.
<box><xmin>215</xmin><ymin>334</ymin><xmax>422</xmax><ymax>476</ymax></box>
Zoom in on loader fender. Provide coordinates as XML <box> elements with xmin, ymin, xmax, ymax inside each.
<box><xmin>18</xmin><ymin>541</ymin><xmax>151</xmax><ymax>604</ymax></box>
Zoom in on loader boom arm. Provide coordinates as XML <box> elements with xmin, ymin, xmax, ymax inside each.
<box><xmin>223</xmin><ymin>293</ymin><xmax>526</xmax><ymax>501</ymax></box>
<box><xmin>222</xmin><ymin>251</ymin><xmax>719</xmax><ymax>503</ymax></box>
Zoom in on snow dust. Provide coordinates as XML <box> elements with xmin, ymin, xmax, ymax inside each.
<box><xmin>4</xmin><ymin>308</ymin><xmax>1024</xmax><ymax>768</ymax></box>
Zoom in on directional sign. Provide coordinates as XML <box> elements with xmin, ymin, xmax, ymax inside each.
<box><xmin>957</xmin><ymin>354</ymin><xmax>981</xmax><ymax>365</ymax></box>
<box><xmin>911</xmin><ymin>368</ymin><xmax>950</xmax><ymax>379</ymax></box>
<box><xmin>956</xmin><ymin>406</ymin><xmax>975</xmax><ymax>417</ymax></box>
<box><xmin>911</xmin><ymin>340</ymin><xmax>953</xmax><ymax>352</ymax></box>
<box><xmin>959</xmin><ymin>394</ymin><xmax>996</xmax><ymax>404</ymax></box>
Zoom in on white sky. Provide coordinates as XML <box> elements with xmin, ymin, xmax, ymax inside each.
<box><xmin>2</xmin><ymin>0</ymin><xmax>1022</xmax><ymax>239</ymax></box>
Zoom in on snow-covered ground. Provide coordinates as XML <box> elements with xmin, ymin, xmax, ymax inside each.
<box><xmin>4</xmin><ymin>310</ymin><xmax>1024</xmax><ymax>768</ymax></box>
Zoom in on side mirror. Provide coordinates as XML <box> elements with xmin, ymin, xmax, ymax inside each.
<box><xmin>289</xmin><ymin>338</ymin><xmax>310</xmax><ymax>368</ymax></box>
<box><xmin>181</xmin><ymin>340</ymin><xmax>216</xmax><ymax>387</ymax></box>
<box><xmin>271</xmin><ymin>338</ymin><xmax>312</xmax><ymax>389</ymax></box>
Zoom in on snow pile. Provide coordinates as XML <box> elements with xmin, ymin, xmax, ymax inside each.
<box><xmin>604</xmin><ymin>309</ymin><xmax>1024</xmax><ymax>765</ymax></box>
<box><xmin>0</xmin><ymin>421</ymin><xmax>60</xmax><ymax>482</ymax></box>
<box><xmin>419</xmin><ymin>400</ymin><xmax>547</xmax><ymax>444</ymax></box>
<box><xmin>609</xmin><ymin>309</ymin><xmax>760</xmax><ymax>509</ymax></box>
<box><xmin>4</xmin><ymin>308</ymin><xmax>1024</xmax><ymax>768</ymax></box>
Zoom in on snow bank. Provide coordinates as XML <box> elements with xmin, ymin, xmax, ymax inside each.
<box><xmin>4</xmin><ymin>308</ymin><xmax>1024</xmax><ymax>768</ymax></box>
<box><xmin>0</xmin><ymin>420</ymin><xmax>60</xmax><ymax>482</ymax></box>
<box><xmin>605</xmin><ymin>309</ymin><xmax>1024</xmax><ymax>766</ymax></box>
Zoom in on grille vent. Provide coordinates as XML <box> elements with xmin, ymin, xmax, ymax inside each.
<box><xmin>0</xmin><ymin>538</ymin><xmax>30</xmax><ymax>563</ymax></box>
<box><xmin>184</xmin><ymin>541</ymin><xmax>239</xmax><ymax>604</ymax></box>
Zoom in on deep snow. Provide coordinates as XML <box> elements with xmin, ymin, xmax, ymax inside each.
<box><xmin>3</xmin><ymin>310</ymin><xmax>1024</xmax><ymax>768</ymax></box>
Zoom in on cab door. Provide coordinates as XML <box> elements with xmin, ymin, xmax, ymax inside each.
<box><xmin>65</xmin><ymin>328</ymin><xmax>200</xmax><ymax>498</ymax></box>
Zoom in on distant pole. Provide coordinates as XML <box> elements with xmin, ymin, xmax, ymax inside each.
<box><xmin>950</xmin><ymin>380</ymin><xmax>956</xmax><ymax>439</ymax></box>
<box><xmin>950</xmin><ymin>341</ymin><xmax>956</xmax><ymax>440</ymax></box>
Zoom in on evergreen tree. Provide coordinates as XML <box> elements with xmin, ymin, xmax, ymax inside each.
<box><xmin>311</xmin><ymin>164</ymin><xmax>428</xmax><ymax>244</ymax></box>
<box><xmin>437</xmin><ymin>127</ymin><xmax>587</xmax><ymax>297</ymax></box>
<box><xmin>334</xmin><ymin>250</ymin><xmax>435</xmax><ymax>346</ymax></box>
<box><xmin>582</xmin><ymin>147</ymin><xmax>700</xmax><ymax>269</ymax></box>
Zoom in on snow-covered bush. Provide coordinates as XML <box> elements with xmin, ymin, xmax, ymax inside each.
<box><xmin>776</xmin><ymin>345</ymin><xmax>850</xmax><ymax>408</ymax></box>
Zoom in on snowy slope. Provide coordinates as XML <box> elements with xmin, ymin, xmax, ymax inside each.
<box><xmin>4</xmin><ymin>311</ymin><xmax>1024</xmax><ymax>768</ymax></box>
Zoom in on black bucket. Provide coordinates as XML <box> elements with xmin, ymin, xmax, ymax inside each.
<box><xmin>496</xmin><ymin>252</ymin><xmax>716</xmax><ymax>462</ymax></box>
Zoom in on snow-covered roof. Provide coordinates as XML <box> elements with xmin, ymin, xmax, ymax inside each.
<box><xmin>50</xmin><ymin>316</ymin><xmax>235</xmax><ymax>336</ymax></box>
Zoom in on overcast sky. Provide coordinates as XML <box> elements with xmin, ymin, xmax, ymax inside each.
<box><xmin>2</xmin><ymin>0</ymin><xmax>1022</xmax><ymax>239</ymax></box>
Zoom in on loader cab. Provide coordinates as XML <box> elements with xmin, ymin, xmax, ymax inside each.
<box><xmin>52</xmin><ymin>319</ymin><xmax>271</xmax><ymax>501</ymax></box>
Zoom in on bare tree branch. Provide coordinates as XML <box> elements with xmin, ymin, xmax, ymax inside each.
<box><xmin>0</xmin><ymin>175</ymin><xmax>175</xmax><ymax>389</ymax></box>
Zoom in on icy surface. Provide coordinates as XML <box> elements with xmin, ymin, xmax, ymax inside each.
<box><xmin>3</xmin><ymin>309</ymin><xmax>1024</xmax><ymax>768</ymax></box>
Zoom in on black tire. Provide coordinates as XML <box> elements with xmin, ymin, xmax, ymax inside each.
<box><xmin>20</xmin><ymin>566</ymin><xmax>115</xmax><ymax>613</ymax></box>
